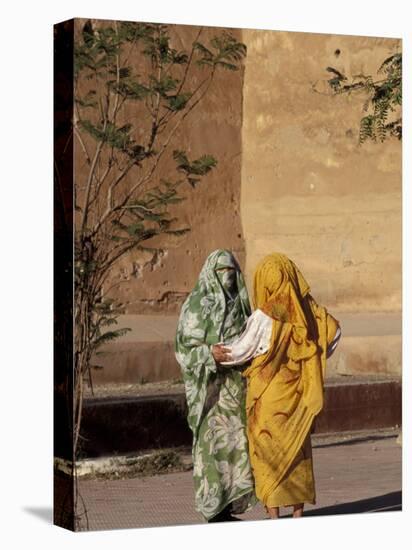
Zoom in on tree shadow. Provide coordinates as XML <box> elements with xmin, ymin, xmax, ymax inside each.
<box><xmin>303</xmin><ymin>491</ymin><xmax>402</xmax><ymax>517</ymax></box>
<box><xmin>23</xmin><ymin>507</ymin><xmax>53</xmax><ymax>524</ymax></box>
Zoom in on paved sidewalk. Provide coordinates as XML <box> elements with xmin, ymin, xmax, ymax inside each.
<box><xmin>77</xmin><ymin>436</ymin><xmax>402</xmax><ymax>531</ymax></box>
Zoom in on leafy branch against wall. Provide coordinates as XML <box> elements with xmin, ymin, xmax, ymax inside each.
<box><xmin>72</xmin><ymin>20</ymin><xmax>246</xmax><ymax>459</ymax></box>
<box><xmin>325</xmin><ymin>52</ymin><xmax>402</xmax><ymax>143</ymax></box>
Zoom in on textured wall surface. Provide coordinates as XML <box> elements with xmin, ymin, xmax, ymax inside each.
<box><xmin>241</xmin><ymin>30</ymin><xmax>402</xmax><ymax>312</ymax></box>
<box><xmin>75</xmin><ymin>21</ymin><xmax>402</xmax><ymax>316</ymax></box>
<box><xmin>74</xmin><ymin>20</ymin><xmax>246</xmax><ymax>314</ymax></box>
<box><xmin>75</xmin><ymin>23</ymin><xmax>402</xmax><ymax>382</ymax></box>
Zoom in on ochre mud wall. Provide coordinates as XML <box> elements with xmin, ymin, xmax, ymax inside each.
<box><xmin>74</xmin><ymin>19</ymin><xmax>246</xmax><ymax>314</ymax></box>
<box><xmin>75</xmin><ymin>23</ymin><xmax>402</xmax><ymax>383</ymax></box>
<box><xmin>240</xmin><ymin>30</ymin><xmax>402</xmax><ymax>313</ymax></box>
<box><xmin>76</xmin><ymin>21</ymin><xmax>401</xmax><ymax>315</ymax></box>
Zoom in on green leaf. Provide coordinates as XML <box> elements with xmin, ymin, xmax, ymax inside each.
<box><xmin>150</xmin><ymin>74</ymin><xmax>179</xmax><ymax>95</ymax></box>
<box><xmin>165</xmin><ymin>228</ymin><xmax>190</xmax><ymax>236</ymax></box>
<box><xmin>112</xmin><ymin>78</ymin><xmax>150</xmax><ymax>100</ymax></box>
<box><xmin>79</xmin><ymin>120</ymin><xmax>133</xmax><ymax>150</ymax></box>
<box><xmin>129</xmin><ymin>144</ymin><xmax>147</xmax><ymax>162</ymax></box>
<box><xmin>126</xmin><ymin>223</ymin><xmax>145</xmax><ymax>236</ymax></box>
<box><xmin>216</xmin><ymin>61</ymin><xmax>238</xmax><ymax>71</ymax></box>
<box><xmin>172</xmin><ymin>51</ymin><xmax>189</xmax><ymax>64</ymax></box>
<box><xmin>326</xmin><ymin>52</ymin><xmax>402</xmax><ymax>143</ymax></box>
<box><xmin>173</xmin><ymin>150</ymin><xmax>217</xmax><ymax>186</ymax></box>
<box><xmin>78</xmin><ymin>119</ymin><xmax>104</xmax><ymax>140</ymax></box>
<box><xmin>75</xmin><ymin>89</ymin><xmax>98</xmax><ymax>109</ymax></box>
<box><xmin>82</xmin><ymin>20</ymin><xmax>94</xmax><ymax>47</ymax></box>
<box><xmin>119</xmin><ymin>67</ymin><xmax>131</xmax><ymax>79</ymax></box>
<box><xmin>188</xmin><ymin>177</ymin><xmax>201</xmax><ymax>187</ymax></box>
<box><xmin>166</xmin><ymin>92</ymin><xmax>191</xmax><ymax>111</ymax></box>
<box><xmin>118</xmin><ymin>22</ymin><xmax>156</xmax><ymax>43</ymax></box>
<box><xmin>195</xmin><ymin>32</ymin><xmax>246</xmax><ymax>71</ymax></box>
<box><xmin>94</xmin><ymin>328</ymin><xmax>131</xmax><ymax>347</ymax></box>
<box><xmin>194</xmin><ymin>42</ymin><xmax>214</xmax><ymax>60</ymax></box>
<box><xmin>172</xmin><ymin>149</ymin><xmax>189</xmax><ymax>167</ymax></box>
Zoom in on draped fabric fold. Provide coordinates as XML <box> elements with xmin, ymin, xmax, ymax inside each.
<box><xmin>175</xmin><ymin>250</ymin><xmax>256</xmax><ymax>520</ymax></box>
<box><xmin>243</xmin><ymin>253</ymin><xmax>340</xmax><ymax>507</ymax></box>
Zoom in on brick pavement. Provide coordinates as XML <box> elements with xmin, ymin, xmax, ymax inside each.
<box><xmin>77</xmin><ymin>437</ymin><xmax>402</xmax><ymax>531</ymax></box>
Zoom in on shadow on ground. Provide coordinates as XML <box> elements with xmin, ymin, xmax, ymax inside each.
<box><xmin>304</xmin><ymin>491</ymin><xmax>402</xmax><ymax>516</ymax></box>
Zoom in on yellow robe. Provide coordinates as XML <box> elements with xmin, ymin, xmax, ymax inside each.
<box><xmin>242</xmin><ymin>254</ymin><xmax>339</xmax><ymax>508</ymax></box>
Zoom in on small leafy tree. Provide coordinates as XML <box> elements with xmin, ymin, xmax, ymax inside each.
<box><xmin>325</xmin><ymin>52</ymin><xmax>402</xmax><ymax>143</ymax></box>
<box><xmin>73</xmin><ymin>20</ymin><xmax>246</xmax><ymax>460</ymax></box>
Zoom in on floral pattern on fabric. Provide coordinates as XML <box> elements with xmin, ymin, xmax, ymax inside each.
<box><xmin>175</xmin><ymin>249</ymin><xmax>257</xmax><ymax>520</ymax></box>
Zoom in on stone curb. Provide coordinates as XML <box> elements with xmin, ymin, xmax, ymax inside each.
<box><xmin>65</xmin><ymin>378</ymin><xmax>401</xmax><ymax>460</ymax></box>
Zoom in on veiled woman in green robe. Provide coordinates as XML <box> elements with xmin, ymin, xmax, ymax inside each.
<box><xmin>175</xmin><ymin>249</ymin><xmax>256</xmax><ymax>522</ymax></box>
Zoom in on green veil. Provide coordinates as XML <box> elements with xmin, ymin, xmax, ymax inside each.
<box><xmin>175</xmin><ymin>249</ymin><xmax>256</xmax><ymax>520</ymax></box>
<box><xmin>175</xmin><ymin>249</ymin><xmax>251</xmax><ymax>435</ymax></box>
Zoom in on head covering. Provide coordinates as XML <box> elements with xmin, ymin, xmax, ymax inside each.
<box><xmin>183</xmin><ymin>249</ymin><xmax>251</xmax><ymax>343</ymax></box>
<box><xmin>215</xmin><ymin>251</ymin><xmax>237</xmax><ymax>270</ymax></box>
<box><xmin>253</xmin><ymin>253</ymin><xmax>311</xmax><ymax>326</ymax></box>
<box><xmin>215</xmin><ymin>254</ymin><xmax>238</xmax><ymax>298</ymax></box>
<box><xmin>175</xmin><ymin>249</ymin><xmax>251</xmax><ymax>434</ymax></box>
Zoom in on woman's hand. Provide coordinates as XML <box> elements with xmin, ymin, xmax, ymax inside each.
<box><xmin>211</xmin><ymin>344</ymin><xmax>232</xmax><ymax>363</ymax></box>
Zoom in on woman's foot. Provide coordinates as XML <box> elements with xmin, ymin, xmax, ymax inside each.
<box><xmin>208</xmin><ymin>507</ymin><xmax>241</xmax><ymax>523</ymax></box>
<box><xmin>266</xmin><ymin>506</ymin><xmax>280</xmax><ymax>519</ymax></box>
<box><xmin>292</xmin><ymin>504</ymin><xmax>304</xmax><ymax>518</ymax></box>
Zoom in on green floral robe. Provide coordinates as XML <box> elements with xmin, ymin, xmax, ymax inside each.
<box><xmin>175</xmin><ymin>250</ymin><xmax>256</xmax><ymax>520</ymax></box>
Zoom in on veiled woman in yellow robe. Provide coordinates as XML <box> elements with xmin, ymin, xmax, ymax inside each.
<box><xmin>218</xmin><ymin>253</ymin><xmax>340</xmax><ymax>518</ymax></box>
